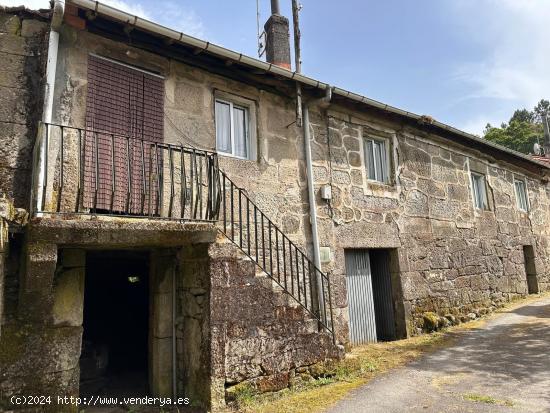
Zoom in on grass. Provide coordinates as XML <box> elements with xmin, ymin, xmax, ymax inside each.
<box><xmin>232</xmin><ymin>292</ymin><xmax>550</xmax><ymax>413</ymax></box>
<box><xmin>234</xmin><ymin>332</ymin><xmax>450</xmax><ymax>413</ymax></box>
<box><xmin>463</xmin><ymin>393</ymin><xmax>515</xmax><ymax>407</ymax></box>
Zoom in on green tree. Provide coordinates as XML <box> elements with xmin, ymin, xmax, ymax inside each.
<box><xmin>509</xmin><ymin>108</ymin><xmax>534</xmax><ymax>124</ymax></box>
<box><xmin>482</xmin><ymin>99</ymin><xmax>547</xmax><ymax>154</ymax></box>
<box><xmin>533</xmin><ymin>99</ymin><xmax>550</xmax><ymax>123</ymax></box>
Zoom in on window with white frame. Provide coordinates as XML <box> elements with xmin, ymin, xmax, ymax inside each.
<box><xmin>514</xmin><ymin>179</ymin><xmax>529</xmax><ymax>211</ymax></box>
<box><xmin>471</xmin><ymin>172</ymin><xmax>489</xmax><ymax>210</ymax></box>
<box><xmin>364</xmin><ymin>137</ymin><xmax>390</xmax><ymax>183</ymax></box>
<box><xmin>215</xmin><ymin>99</ymin><xmax>250</xmax><ymax>159</ymax></box>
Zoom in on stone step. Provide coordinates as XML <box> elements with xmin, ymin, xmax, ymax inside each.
<box><xmin>217</xmin><ymin>229</ymin><xmax>324</xmax><ymax>332</ymax></box>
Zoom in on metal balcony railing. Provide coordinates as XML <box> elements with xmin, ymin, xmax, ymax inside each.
<box><xmin>32</xmin><ymin>123</ymin><xmax>221</xmax><ymax>221</ymax></box>
<box><xmin>31</xmin><ymin>122</ymin><xmax>335</xmax><ymax>341</ymax></box>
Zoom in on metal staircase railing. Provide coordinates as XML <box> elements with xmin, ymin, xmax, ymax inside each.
<box><xmin>217</xmin><ymin>170</ymin><xmax>335</xmax><ymax>341</ymax></box>
<box><xmin>31</xmin><ymin>122</ymin><xmax>335</xmax><ymax>341</ymax></box>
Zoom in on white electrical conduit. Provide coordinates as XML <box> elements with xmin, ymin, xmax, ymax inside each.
<box><xmin>303</xmin><ymin>85</ymin><xmax>332</xmax><ymax>323</ymax></box>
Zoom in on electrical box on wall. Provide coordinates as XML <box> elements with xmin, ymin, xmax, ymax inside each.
<box><xmin>319</xmin><ymin>247</ymin><xmax>332</xmax><ymax>263</ymax></box>
<box><xmin>320</xmin><ymin>185</ymin><xmax>332</xmax><ymax>201</ymax></box>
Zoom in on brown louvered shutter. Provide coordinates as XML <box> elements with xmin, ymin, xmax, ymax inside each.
<box><xmin>84</xmin><ymin>55</ymin><xmax>164</xmax><ymax>214</ymax></box>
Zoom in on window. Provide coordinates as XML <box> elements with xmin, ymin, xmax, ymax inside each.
<box><xmin>215</xmin><ymin>99</ymin><xmax>249</xmax><ymax>159</ymax></box>
<box><xmin>514</xmin><ymin>179</ymin><xmax>529</xmax><ymax>211</ymax></box>
<box><xmin>471</xmin><ymin>172</ymin><xmax>489</xmax><ymax>210</ymax></box>
<box><xmin>364</xmin><ymin>137</ymin><xmax>389</xmax><ymax>183</ymax></box>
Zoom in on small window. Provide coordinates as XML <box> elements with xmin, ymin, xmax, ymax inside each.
<box><xmin>514</xmin><ymin>179</ymin><xmax>529</xmax><ymax>211</ymax></box>
<box><xmin>364</xmin><ymin>137</ymin><xmax>389</xmax><ymax>183</ymax></box>
<box><xmin>471</xmin><ymin>172</ymin><xmax>489</xmax><ymax>210</ymax></box>
<box><xmin>215</xmin><ymin>99</ymin><xmax>249</xmax><ymax>159</ymax></box>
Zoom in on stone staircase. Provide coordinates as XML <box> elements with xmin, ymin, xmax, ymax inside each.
<box><xmin>210</xmin><ymin>238</ymin><xmax>340</xmax><ymax>393</ymax></box>
<box><xmin>214</xmin><ymin>169</ymin><xmax>336</xmax><ymax>340</ymax></box>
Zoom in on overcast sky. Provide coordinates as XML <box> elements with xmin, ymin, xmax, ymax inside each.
<box><xmin>3</xmin><ymin>0</ymin><xmax>550</xmax><ymax>135</ymax></box>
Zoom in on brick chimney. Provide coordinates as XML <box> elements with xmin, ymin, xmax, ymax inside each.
<box><xmin>264</xmin><ymin>0</ymin><xmax>291</xmax><ymax>70</ymax></box>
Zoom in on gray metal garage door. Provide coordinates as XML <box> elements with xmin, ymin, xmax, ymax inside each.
<box><xmin>345</xmin><ymin>249</ymin><xmax>377</xmax><ymax>344</ymax></box>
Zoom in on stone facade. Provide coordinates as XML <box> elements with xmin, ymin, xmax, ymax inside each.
<box><xmin>309</xmin><ymin>113</ymin><xmax>550</xmax><ymax>338</ymax></box>
<box><xmin>1</xmin><ymin>4</ymin><xmax>550</xmax><ymax>412</ymax></box>
<box><xmin>0</xmin><ymin>7</ymin><xmax>48</xmax><ymax>209</ymax></box>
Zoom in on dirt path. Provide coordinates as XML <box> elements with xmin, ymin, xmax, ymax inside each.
<box><xmin>326</xmin><ymin>296</ymin><xmax>550</xmax><ymax>413</ymax></box>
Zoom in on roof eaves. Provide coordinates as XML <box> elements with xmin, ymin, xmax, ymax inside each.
<box><xmin>68</xmin><ymin>0</ymin><xmax>550</xmax><ymax>171</ymax></box>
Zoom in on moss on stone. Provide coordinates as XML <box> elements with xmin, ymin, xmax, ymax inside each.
<box><xmin>226</xmin><ymin>381</ymin><xmax>257</xmax><ymax>403</ymax></box>
<box><xmin>4</xmin><ymin>15</ymin><xmax>21</xmax><ymax>35</ymax></box>
<box><xmin>422</xmin><ymin>312</ymin><xmax>440</xmax><ymax>332</ymax></box>
<box><xmin>0</xmin><ymin>323</ymin><xmax>27</xmax><ymax>364</ymax></box>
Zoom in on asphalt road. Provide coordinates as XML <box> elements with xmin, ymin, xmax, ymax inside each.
<box><xmin>326</xmin><ymin>296</ymin><xmax>550</xmax><ymax>413</ymax></box>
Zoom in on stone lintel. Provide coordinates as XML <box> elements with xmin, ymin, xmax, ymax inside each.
<box><xmin>27</xmin><ymin>217</ymin><xmax>218</xmax><ymax>247</ymax></box>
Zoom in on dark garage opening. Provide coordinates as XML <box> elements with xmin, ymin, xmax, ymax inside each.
<box><xmin>370</xmin><ymin>249</ymin><xmax>396</xmax><ymax>341</ymax></box>
<box><xmin>80</xmin><ymin>250</ymin><xmax>150</xmax><ymax>397</ymax></box>
<box><xmin>523</xmin><ymin>245</ymin><xmax>539</xmax><ymax>294</ymax></box>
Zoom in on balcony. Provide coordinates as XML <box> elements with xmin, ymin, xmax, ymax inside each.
<box><xmin>29</xmin><ymin>122</ymin><xmax>335</xmax><ymax>339</ymax></box>
<box><xmin>31</xmin><ymin>123</ymin><xmax>221</xmax><ymax>222</ymax></box>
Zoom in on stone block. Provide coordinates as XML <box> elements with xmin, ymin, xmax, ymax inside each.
<box><xmin>23</xmin><ymin>242</ymin><xmax>57</xmax><ymax>293</ymax></box>
<box><xmin>405</xmin><ymin>190</ymin><xmax>428</xmax><ymax>217</ymax></box>
<box><xmin>401</xmin><ymin>217</ymin><xmax>431</xmax><ymax>235</ymax></box>
<box><xmin>153</xmin><ymin>292</ymin><xmax>173</xmax><ymax>338</ymax></box>
<box><xmin>447</xmin><ymin>183</ymin><xmax>469</xmax><ymax>202</ymax></box>
<box><xmin>52</xmin><ymin>267</ymin><xmax>85</xmax><ymax>326</ymax></box>
<box><xmin>21</xmin><ymin>19</ymin><xmax>48</xmax><ymax>38</ymax></box>
<box><xmin>150</xmin><ymin>337</ymin><xmax>172</xmax><ymax>397</ymax></box>
<box><xmin>417</xmin><ymin>178</ymin><xmax>445</xmax><ymax>198</ymax></box>
<box><xmin>343</xmin><ymin>135</ymin><xmax>360</xmax><ymax>152</ymax></box>
<box><xmin>332</xmin><ymin>170</ymin><xmax>351</xmax><ymax>185</ymax></box>
<box><xmin>328</xmin><ymin>128</ymin><xmax>342</xmax><ymax>147</ymax></box>
<box><xmin>431</xmin><ymin>219</ymin><xmax>458</xmax><ymax>238</ymax></box>
<box><xmin>0</xmin><ymin>85</ymin><xmax>28</xmax><ymax>124</ymax></box>
<box><xmin>431</xmin><ymin>157</ymin><xmax>457</xmax><ymax>183</ymax></box>
<box><xmin>401</xmin><ymin>143</ymin><xmax>431</xmax><ymax>177</ymax></box>
<box><xmin>0</xmin><ymin>14</ymin><xmax>21</xmax><ymax>35</ymax></box>
<box><xmin>0</xmin><ymin>30</ymin><xmax>39</xmax><ymax>57</ymax></box>
<box><xmin>348</xmin><ymin>151</ymin><xmax>361</xmax><ymax>167</ymax></box>
<box><xmin>0</xmin><ymin>323</ymin><xmax>82</xmax><ymax>401</ymax></box>
<box><xmin>0</xmin><ymin>51</ymin><xmax>26</xmax><ymax>88</ymax></box>
<box><xmin>401</xmin><ymin>271</ymin><xmax>430</xmax><ymax>300</ymax></box>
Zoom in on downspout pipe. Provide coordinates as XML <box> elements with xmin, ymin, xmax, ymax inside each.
<box><xmin>302</xmin><ymin>85</ymin><xmax>332</xmax><ymax>322</ymax></box>
<box><xmin>43</xmin><ymin>0</ymin><xmax>65</xmax><ymax>123</ymax></box>
<box><xmin>33</xmin><ymin>0</ymin><xmax>65</xmax><ymax>214</ymax></box>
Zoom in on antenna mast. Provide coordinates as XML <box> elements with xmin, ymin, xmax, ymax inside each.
<box><xmin>257</xmin><ymin>0</ymin><xmax>266</xmax><ymax>57</ymax></box>
<box><xmin>292</xmin><ymin>0</ymin><xmax>303</xmax><ymax>126</ymax></box>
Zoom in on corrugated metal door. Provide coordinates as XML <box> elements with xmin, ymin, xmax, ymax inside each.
<box><xmin>345</xmin><ymin>249</ymin><xmax>377</xmax><ymax>344</ymax></box>
<box><xmin>371</xmin><ymin>250</ymin><xmax>396</xmax><ymax>341</ymax></box>
<box><xmin>83</xmin><ymin>54</ymin><xmax>164</xmax><ymax>214</ymax></box>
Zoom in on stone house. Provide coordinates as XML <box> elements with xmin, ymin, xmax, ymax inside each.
<box><xmin>1</xmin><ymin>1</ymin><xmax>549</xmax><ymax>411</ymax></box>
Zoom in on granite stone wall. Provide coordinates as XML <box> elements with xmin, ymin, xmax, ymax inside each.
<box><xmin>0</xmin><ymin>9</ymin><xmax>48</xmax><ymax>209</ymax></box>
<box><xmin>207</xmin><ymin>241</ymin><xmax>342</xmax><ymax>408</ymax></box>
<box><xmin>309</xmin><ymin>112</ymin><xmax>550</xmax><ymax>337</ymax></box>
